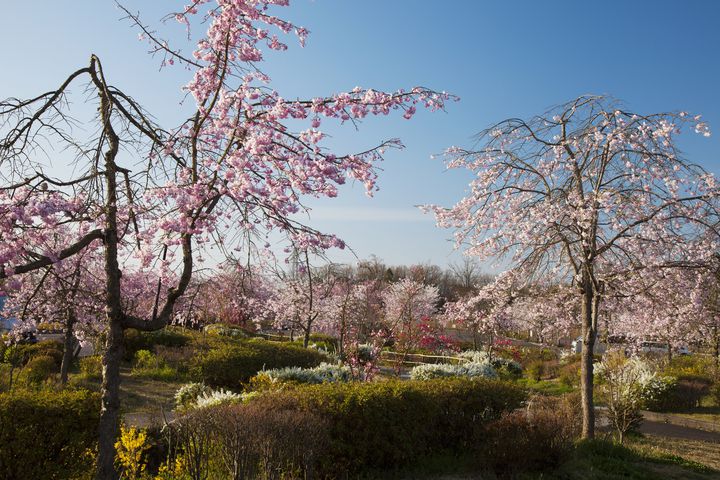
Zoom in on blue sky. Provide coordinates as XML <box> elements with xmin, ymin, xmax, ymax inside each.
<box><xmin>2</xmin><ymin>1</ymin><xmax>719</xmax><ymax>269</ymax></box>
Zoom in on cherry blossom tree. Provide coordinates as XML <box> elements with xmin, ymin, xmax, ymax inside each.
<box><xmin>607</xmin><ymin>262</ymin><xmax>720</xmax><ymax>364</ymax></box>
<box><xmin>185</xmin><ymin>262</ymin><xmax>273</xmax><ymax>328</ymax></box>
<box><xmin>427</xmin><ymin>95</ymin><xmax>720</xmax><ymax>438</ymax></box>
<box><xmin>318</xmin><ymin>277</ymin><xmax>386</xmax><ymax>358</ymax></box>
<box><xmin>0</xmin><ymin>1</ymin><xmax>452</xmax><ymax>476</ymax></box>
<box><xmin>381</xmin><ymin>278</ymin><xmax>440</xmax><ymax>368</ymax></box>
<box><xmin>510</xmin><ymin>282</ymin><xmax>577</xmax><ymax>346</ymax></box>
<box><xmin>443</xmin><ymin>273</ymin><xmax>517</xmax><ymax>355</ymax></box>
<box><xmin>698</xmin><ymin>257</ymin><xmax>720</xmax><ymax>367</ymax></box>
<box><xmin>268</xmin><ymin>251</ymin><xmax>340</xmax><ymax>347</ymax></box>
<box><xmin>2</xmin><ymin>253</ymin><xmax>105</xmax><ymax>384</ymax></box>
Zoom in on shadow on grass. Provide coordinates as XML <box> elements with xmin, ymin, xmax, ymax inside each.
<box><xmin>354</xmin><ymin>439</ymin><xmax>720</xmax><ymax>480</ymax></box>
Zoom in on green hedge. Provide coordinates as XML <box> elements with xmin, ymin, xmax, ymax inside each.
<box><xmin>646</xmin><ymin>375</ymin><xmax>713</xmax><ymax>412</ymax></box>
<box><xmin>248</xmin><ymin>378</ymin><xmax>526</xmax><ymax>474</ymax></box>
<box><xmin>123</xmin><ymin>328</ymin><xmax>191</xmax><ymax>360</ymax></box>
<box><xmin>22</xmin><ymin>355</ymin><xmax>59</xmax><ymax>384</ymax></box>
<box><xmin>0</xmin><ymin>388</ymin><xmax>99</xmax><ymax>479</ymax></box>
<box><xmin>1</xmin><ymin>340</ymin><xmax>64</xmax><ymax>368</ymax></box>
<box><xmin>189</xmin><ymin>338</ymin><xmax>326</xmax><ymax>388</ymax></box>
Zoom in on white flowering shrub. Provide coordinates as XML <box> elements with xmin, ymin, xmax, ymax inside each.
<box><xmin>559</xmin><ymin>350</ymin><xmax>578</xmax><ymax>364</ymax></box>
<box><xmin>457</xmin><ymin>350</ymin><xmax>522</xmax><ymax>377</ymax></box>
<box><xmin>194</xmin><ymin>389</ymin><xmax>248</xmax><ymax>409</ymax></box>
<box><xmin>259</xmin><ymin>362</ymin><xmax>351</xmax><ymax>385</ymax></box>
<box><xmin>175</xmin><ymin>383</ymin><xmax>257</xmax><ymax>410</ymax></box>
<box><xmin>595</xmin><ymin>355</ymin><xmax>674</xmax><ymax>405</ymax></box>
<box><xmin>410</xmin><ymin>361</ymin><xmax>497</xmax><ymax>380</ymax></box>
<box><xmin>174</xmin><ymin>382</ymin><xmax>211</xmax><ymax>409</ymax></box>
<box><xmin>463</xmin><ymin>362</ymin><xmax>498</xmax><ymax>378</ymax></box>
<box><xmin>595</xmin><ymin>353</ymin><xmax>675</xmax><ymax>442</ymax></box>
<box><xmin>457</xmin><ymin>350</ymin><xmax>490</xmax><ymax>363</ymax></box>
<box><xmin>640</xmin><ymin>375</ymin><xmax>677</xmax><ymax>408</ymax></box>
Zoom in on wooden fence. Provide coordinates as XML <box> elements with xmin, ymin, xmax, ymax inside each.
<box><xmin>379</xmin><ymin>351</ymin><xmax>467</xmax><ymax>366</ymax></box>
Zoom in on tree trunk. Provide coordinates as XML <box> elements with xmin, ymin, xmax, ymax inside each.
<box><xmin>580</xmin><ymin>282</ymin><xmax>596</xmax><ymax>439</ymax></box>
<box><xmin>339</xmin><ymin>324</ymin><xmax>345</xmax><ymax>357</ymax></box>
<box><xmin>303</xmin><ymin>328</ymin><xmax>310</xmax><ymax>349</ymax></box>
<box><xmin>97</xmin><ymin>317</ymin><xmax>123</xmax><ymax>480</ymax></box>
<box><xmin>60</xmin><ymin>311</ymin><xmax>77</xmax><ymax>384</ymax></box>
<box><xmin>713</xmin><ymin>325</ymin><xmax>719</xmax><ymax>369</ymax></box>
<box><xmin>93</xmin><ymin>55</ymin><xmax>124</xmax><ymax>480</ymax></box>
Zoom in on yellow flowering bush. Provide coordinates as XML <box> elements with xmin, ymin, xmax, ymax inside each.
<box><xmin>115</xmin><ymin>425</ymin><xmax>151</xmax><ymax>480</ymax></box>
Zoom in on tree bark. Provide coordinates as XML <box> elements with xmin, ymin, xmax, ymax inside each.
<box><xmin>97</xmin><ymin>317</ymin><xmax>123</xmax><ymax>480</ymax></box>
<box><xmin>580</xmin><ymin>280</ymin><xmax>596</xmax><ymax>439</ymax></box>
<box><xmin>92</xmin><ymin>54</ymin><xmax>124</xmax><ymax>480</ymax></box>
<box><xmin>60</xmin><ymin>312</ymin><xmax>76</xmax><ymax>384</ymax></box>
<box><xmin>712</xmin><ymin>325</ymin><xmax>719</xmax><ymax>369</ymax></box>
<box><xmin>303</xmin><ymin>327</ymin><xmax>311</xmax><ymax>349</ymax></box>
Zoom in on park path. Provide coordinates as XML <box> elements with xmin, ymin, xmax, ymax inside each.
<box><xmin>639</xmin><ymin>418</ymin><xmax>720</xmax><ymax>443</ymax></box>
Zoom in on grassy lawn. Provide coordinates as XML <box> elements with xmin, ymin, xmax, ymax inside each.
<box><xmin>628</xmin><ymin>434</ymin><xmax>720</xmax><ymax>472</ymax></box>
<box><xmin>354</xmin><ymin>439</ymin><xmax>720</xmax><ymax>479</ymax></box>
<box><xmin>547</xmin><ymin>439</ymin><xmax>720</xmax><ymax>480</ymax></box>
<box><xmin>514</xmin><ymin>377</ymin><xmax>575</xmax><ymax>396</ymax></box>
<box><xmin>670</xmin><ymin>401</ymin><xmax>720</xmax><ymax>426</ymax></box>
<box><xmin>71</xmin><ymin>366</ymin><xmax>180</xmax><ymax>416</ymax></box>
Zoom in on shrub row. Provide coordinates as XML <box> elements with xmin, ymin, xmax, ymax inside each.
<box><xmin>1</xmin><ymin>340</ymin><xmax>64</xmax><ymax>368</ymax></box>
<box><xmin>0</xmin><ymin>388</ymin><xmax>99</xmax><ymax>479</ymax></box>
<box><xmin>250</xmin><ymin>362</ymin><xmax>351</xmax><ymax>390</ymax></box>
<box><xmin>645</xmin><ymin>375</ymin><xmax>713</xmax><ymax>411</ymax></box>
<box><xmin>167</xmin><ymin>378</ymin><xmax>526</xmax><ymax>477</ymax></box>
<box><xmin>482</xmin><ymin>393</ymin><xmax>582</xmax><ymax>474</ymax></box>
<box><xmin>189</xmin><ymin>338</ymin><xmax>326</xmax><ymax>388</ymax></box>
<box><xmin>122</xmin><ymin>328</ymin><xmax>190</xmax><ymax>360</ymax></box>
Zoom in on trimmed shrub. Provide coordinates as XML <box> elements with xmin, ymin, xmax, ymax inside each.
<box><xmin>482</xmin><ymin>393</ymin><xmax>581</xmax><ymax>473</ymax></box>
<box><xmin>253</xmin><ymin>378</ymin><xmax>526</xmax><ymax>474</ymax></box>
<box><xmin>19</xmin><ymin>340</ymin><xmax>64</xmax><ymax>368</ymax></box>
<box><xmin>492</xmin><ymin>357</ymin><xmax>523</xmax><ymax>378</ymax></box>
<box><xmin>646</xmin><ymin>375</ymin><xmax>712</xmax><ymax>411</ymax></box>
<box><xmin>292</xmin><ymin>333</ymin><xmax>340</xmax><ymax>352</ymax></box>
<box><xmin>519</xmin><ymin>348</ymin><xmax>557</xmax><ymax>365</ymax></box>
<box><xmin>641</xmin><ymin>376</ymin><xmax>677</xmax><ymax>411</ymax></box>
<box><xmin>674</xmin><ymin>376</ymin><xmax>712</xmax><ymax>409</ymax></box>
<box><xmin>0</xmin><ymin>388</ymin><xmax>99</xmax><ymax>479</ymax></box>
<box><xmin>410</xmin><ymin>361</ymin><xmax>496</xmax><ymax>380</ymax></box>
<box><xmin>174</xmin><ymin>382</ymin><xmax>211</xmax><ymax>409</ymax></box>
<box><xmin>204</xmin><ymin>323</ymin><xmax>249</xmax><ymax>339</ymax></box>
<box><xmin>189</xmin><ymin>338</ymin><xmax>325</xmax><ymax>388</ymax></box>
<box><xmin>166</xmin><ymin>399</ymin><xmax>330</xmax><ymax>480</ymax></box>
<box><xmin>162</xmin><ymin>378</ymin><xmax>525</xmax><ymax>477</ymax></box>
<box><xmin>79</xmin><ymin>355</ymin><xmax>103</xmax><ymax>380</ymax></box>
<box><xmin>131</xmin><ymin>349</ymin><xmax>179</xmax><ymax>381</ymax></box>
<box><xmin>123</xmin><ymin>328</ymin><xmax>190</xmax><ymax>361</ymax></box>
<box><xmin>155</xmin><ymin>345</ymin><xmax>195</xmax><ymax>376</ymax></box>
<box><xmin>22</xmin><ymin>354</ymin><xmax>59</xmax><ymax>384</ymax></box>
<box><xmin>251</xmin><ymin>362</ymin><xmax>351</xmax><ymax>390</ymax></box>
<box><xmin>526</xmin><ymin>359</ymin><xmax>546</xmax><ymax>381</ymax></box>
<box><xmin>663</xmin><ymin>355</ymin><xmax>716</xmax><ymax>380</ymax></box>
<box><xmin>558</xmin><ymin>361</ymin><xmax>581</xmax><ymax>387</ymax></box>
